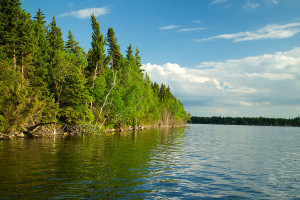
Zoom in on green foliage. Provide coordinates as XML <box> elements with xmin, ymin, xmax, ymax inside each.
<box><xmin>0</xmin><ymin>1</ymin><xmax>188</xmax><ymax>135</ymax></box>
<box><xmin>47</xmin><ymin>15</ymin><xmax>64</xmax><ymax>59</ymax></box>
<box><xmin>58</xmin><ymin>51</ymin><xmax>94</xmax><ymax>125</ymax></box>
<box><xmin>87</xmin><ymin>15</ymin><xmax>110</xmax><ymax>76</ymax></box>
<box><xmin>107</xmin><ymin>27</ymin><xmax>122</xmax><ymax>70</ymax></box>
<box><xmin>0</xmin><ymin>0</ymin><xmax>22</xmax><ymax>55</ymax></box>
<box><xmin>31</xmin><ymin>8</ymin><xmax>50</xmax><ymax>96</ymax></box>
<box><xmin>65</xmin><ymin>30</ymin><xmax>81</xmax><ymax>54</ymax></box>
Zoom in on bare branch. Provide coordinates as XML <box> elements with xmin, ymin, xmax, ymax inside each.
<box><xmin>99</xmin><ymin>70</ymin><xmax>117</xmax><ymax>116</ymax></box>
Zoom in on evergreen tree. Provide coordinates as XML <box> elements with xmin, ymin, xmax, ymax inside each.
<box><xmin>87</xmin><ymin>14</ymin><xmax>111</xmax><ymax>124</ymax></box>
<box><xmin>46</xmin><ymin>15</ymin><xmax>65</xmax><ymax>104</ymax></box>
<box><xmin>135</xmin><ymin>47</ymin><xmax>142</xmax><ymax>67</ymax></box>
<box><xmin>47</xmin><ymin>15</ymin><xmax>64</xmax><ymax>59</ymax></box>
<box><xmin>33</xmin><ymin>8</ymin><xmax>46</xmax><ymax>27</ymax></box>
<box><xmin>17</xmin><ymin>11</ymin><xmax>35</xmax><ymax>82</ymax></box>
<box><xmin>65</xmin><ymin>30</ymin><xmax>80</xmax><ymax>54</ymax></box>
<box><xmin>86</xmin><ymin>14</ymin><xmax>110</xmax><ymax>77</ymax></box>
<box><xmin>0</xmin><ymin>0</ymin><xmax>23</xmax><ymax>68</ymax></box>
<box><xmin>0</xmin><ymin>1</ymin><xmax>188</xmax><ymax>134</ymax></box>
<box><xmin>31</xmin><ymin>8</ymin><xmax>50</xmax><ymax>95</ymax></box>
<box><xmin>126</xmin><ymin>44</ymin><xmax>134</xmax><ymax>60</ymax></box>
<box><xmin>107</xmin><ymin>27</ymin><xmax>122</xmax><ymax>70</ymax></box>
<box><xmin>151</xmin><ymin>82</ymin><xmax>160</xmax><ymax>97</ymax></box>
<box><xmin>59</xmin><ymin>51</ymin><xmax>93</xmax><ymax>126</ymax></box>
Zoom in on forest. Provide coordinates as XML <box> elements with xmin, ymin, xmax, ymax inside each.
<box><xmin>190</xmin><ymin>116</ymin><xmax>300</xmax><ymax>127</ymax></box>
<box><xmin>0</xmin><ymin>0</ymin><xmax>188</xmax><ymax>136</ymax></box>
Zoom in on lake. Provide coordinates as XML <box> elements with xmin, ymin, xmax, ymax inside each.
<box><xmin>0</xmin><ymin>124</ymin><xmax>299</xmax><ymax>199</ymax></box>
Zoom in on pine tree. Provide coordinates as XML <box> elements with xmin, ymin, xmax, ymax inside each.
<box><xmin>107</xmin><ymin>27</ymin><xmax>122</xmax><ymax>70</ymax></box>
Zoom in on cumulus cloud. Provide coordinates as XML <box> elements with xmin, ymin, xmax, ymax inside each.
<box><xmin>158</xmin><ymin>25</ymin><xmax>180</xmax><ymax>30</ymax></box>
<box><xmin>142</xmin><ymin>47</ymin><xmax>300</xmax><ymax>117</ymax></box>
<box><xmin>59</xmin><ymin>7</ymin><xmax>109</xmax><ymax>19</ymax></box>
<box><xmin>196</xmin><ymin>22</ymin><xmax>300</xmax><ymax>42</ymax></box>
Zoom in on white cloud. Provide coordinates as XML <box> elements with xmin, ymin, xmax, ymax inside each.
<box><xmin>197</xmin><ymin>22</ymin><xmax>300</xmax><ymax>42</ymax></box>
<box><xmin>59</xmin><ymin>7</ymin><xmax>109</xmax><ymax>19</ymax></box>
<box><xmin>158</xmin><ymin>25</ymin><xmax>180</xmax><ymax>30</ymax></box>
<box><xmin>142</xmin><ymin>47</ymin><xmax>300</xmax><ymax>117</ymax></box>
<box><xmin>210</xmin><ymin>0</ymin><xmax>228</xmax><ymax>5</ymax></box>
<box><xmin>244</xmin><ymin>2</ymin><xmax>260</xmax><ymax>9</ymax></box>
<box><xmin>178</xmin><ymin>28</ymin><xmax>207</xmax><ymax>32</ymax></box>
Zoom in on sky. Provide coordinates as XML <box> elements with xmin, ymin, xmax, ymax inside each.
<box><xmin>21</xmin><ymin>0</ymin><xmax>300</xmax><ymax>118</ymax></box>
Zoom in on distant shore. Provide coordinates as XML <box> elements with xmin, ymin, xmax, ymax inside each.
<box><xmin>189</xmin><ymin>116</ymin><xmax>300</xmax><ymax>127</ymax></box>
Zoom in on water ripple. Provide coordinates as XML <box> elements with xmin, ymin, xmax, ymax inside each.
<box><xmin>0</xmin><ymin>125</ymin><xmax>299</xmax><ymax>199</ymax></box>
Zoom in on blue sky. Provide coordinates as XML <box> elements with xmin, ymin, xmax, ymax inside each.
<box><xmin>22</xmin><ymin>0</ymin><xmax>300</xmax><ymax>118</ymax></box>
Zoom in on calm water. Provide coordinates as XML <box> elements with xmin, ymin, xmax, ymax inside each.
<box><xmin>0</xmin><ymin>124</ymin><xmax>299</xmax><ymax>199</ymax></box>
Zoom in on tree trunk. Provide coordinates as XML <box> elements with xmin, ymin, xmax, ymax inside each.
<box><xmin>21</xmin><ymin>51</ymin><xmax>24</xmax><ymax>89</ymax></box>
<box><xmin>91</xmin><ymin>61</ymin><xmax>98</xmax><ymax>110</ymax></box>
<box><xmin>13</xmin><ymin>47</ymin><xmax>16</xmax><ymax>70</ymax></box>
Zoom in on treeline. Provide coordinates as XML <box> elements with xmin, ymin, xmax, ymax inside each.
<box><xmin>0</xmin><ymin>0</ymin><xmax>188</xmax><ymax>135</ymax></box>
<box><xmin>190</xmin><ymin>116</ymin><xmax>300</xmax><ymax>127</ymax></box>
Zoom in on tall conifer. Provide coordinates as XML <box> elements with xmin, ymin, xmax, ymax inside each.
<box><xmin>126</xmin><ymin>44</ymin><xmax>134</xmax><ymax>60</ymax></box>
<box><xmin>0</xmin><ymin>0</ymin><xmax>22</xmax><ymax>68</ymax></box>
<box><xmin>65</xmin><ymin>30</ymin><xmax>80</xmax><ymax>54</ymax></box>
<box><xmin>47</xmin><ymin>15</ymin><xmax>64</xmax><ymax>59</ymax></box>
<box><xmin>107</xmin><ymin>27</ymin><xmax>122</xmax><ymax>70</ymax></box>
<box><xmin>87</xmin><ymin>14</ymin><xmax>111</xmax><ymax>119</ymax></box>
<box><xmin>87</xmin><ymin>14</ymin><xmax>110</xmax><ymax>77</ymax></box>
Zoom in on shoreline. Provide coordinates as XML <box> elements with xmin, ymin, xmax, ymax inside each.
<box><xmin>0</xmin><ymin>123</ymin><xmax>187</xmax><ymax>140</ymax></box>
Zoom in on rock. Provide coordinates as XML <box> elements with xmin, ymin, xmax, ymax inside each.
<box><xmin>18</xmin><ymin>133</ymin><xmax>25</xmax><ymax>137</ymax></box>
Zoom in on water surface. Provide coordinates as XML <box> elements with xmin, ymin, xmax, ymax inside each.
<box><xmin>0</xmin><ymin>124</ymin><xmax>299</xmax><ymax>199</ymax></box>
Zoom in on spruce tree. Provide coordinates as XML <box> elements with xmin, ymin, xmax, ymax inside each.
<box><xmin>46</xmin><ymin>15</ymin><xmax>65</xmax><ymax>105</ymax></box>
<box><xmin>33</xmin><ymin>8</ymin><xmax>46</xmax><ymax>27</ymax></box>
<box><xmin>87</xmin><ymin>14</ymin><xmax>110</xmax><ymax>77</ymax></box>
<box><xmin>0</xmin><ymin>0</ymin><xmax>23</xmax><ymax>68</ymax></box>
<box><xmin>47</xmin><ymin>15</ymin><xmax>64</xmax><ymax>59</ymax></box>
<box><xmin>17</xmin><ymin>11</ymin><xmax>35</xmax><ymax>83</ymax></box>
<box><xmin>107</xmin><ymin>27</ymin><xmax>122</xmax><ymax>70</ymax></box>
<box><xmin>134</xmin><ymin>47</ymin><xmax>142</xmax><ymax>68</ymax></box>
<box><xmin>65</xmin><ymin>30</ymin><xmax>80</xmax><ymax>54</ymax></box>
<box><xmin>126</xmin><ymin>44</ymin><xmax>134</xmax><ymax>60</ymax></box>
<box><xmin>59</xmin><ymin>51</ymin><xmax>93</xmax><ymax>126</ymax></box>
<box><xmin>32</xmin><ymin>8</ymin><xmax>50</xmax><ymax>95</ymax></box>
<box><xmin>87</xmin><ymin>14</ymin><xmax>111</xmax><ymax>123</ymax></box>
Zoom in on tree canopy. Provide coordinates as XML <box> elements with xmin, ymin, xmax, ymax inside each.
<box><xmin>0</xmin><ymin>1</ymin><xmax>189</xmax><ymax>135</ymax></box>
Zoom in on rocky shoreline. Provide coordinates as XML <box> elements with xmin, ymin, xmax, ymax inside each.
<box><xmin>0</xmin><ymin>123</ymin><xmax>187</xmax><ymax>140</ymax></box>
